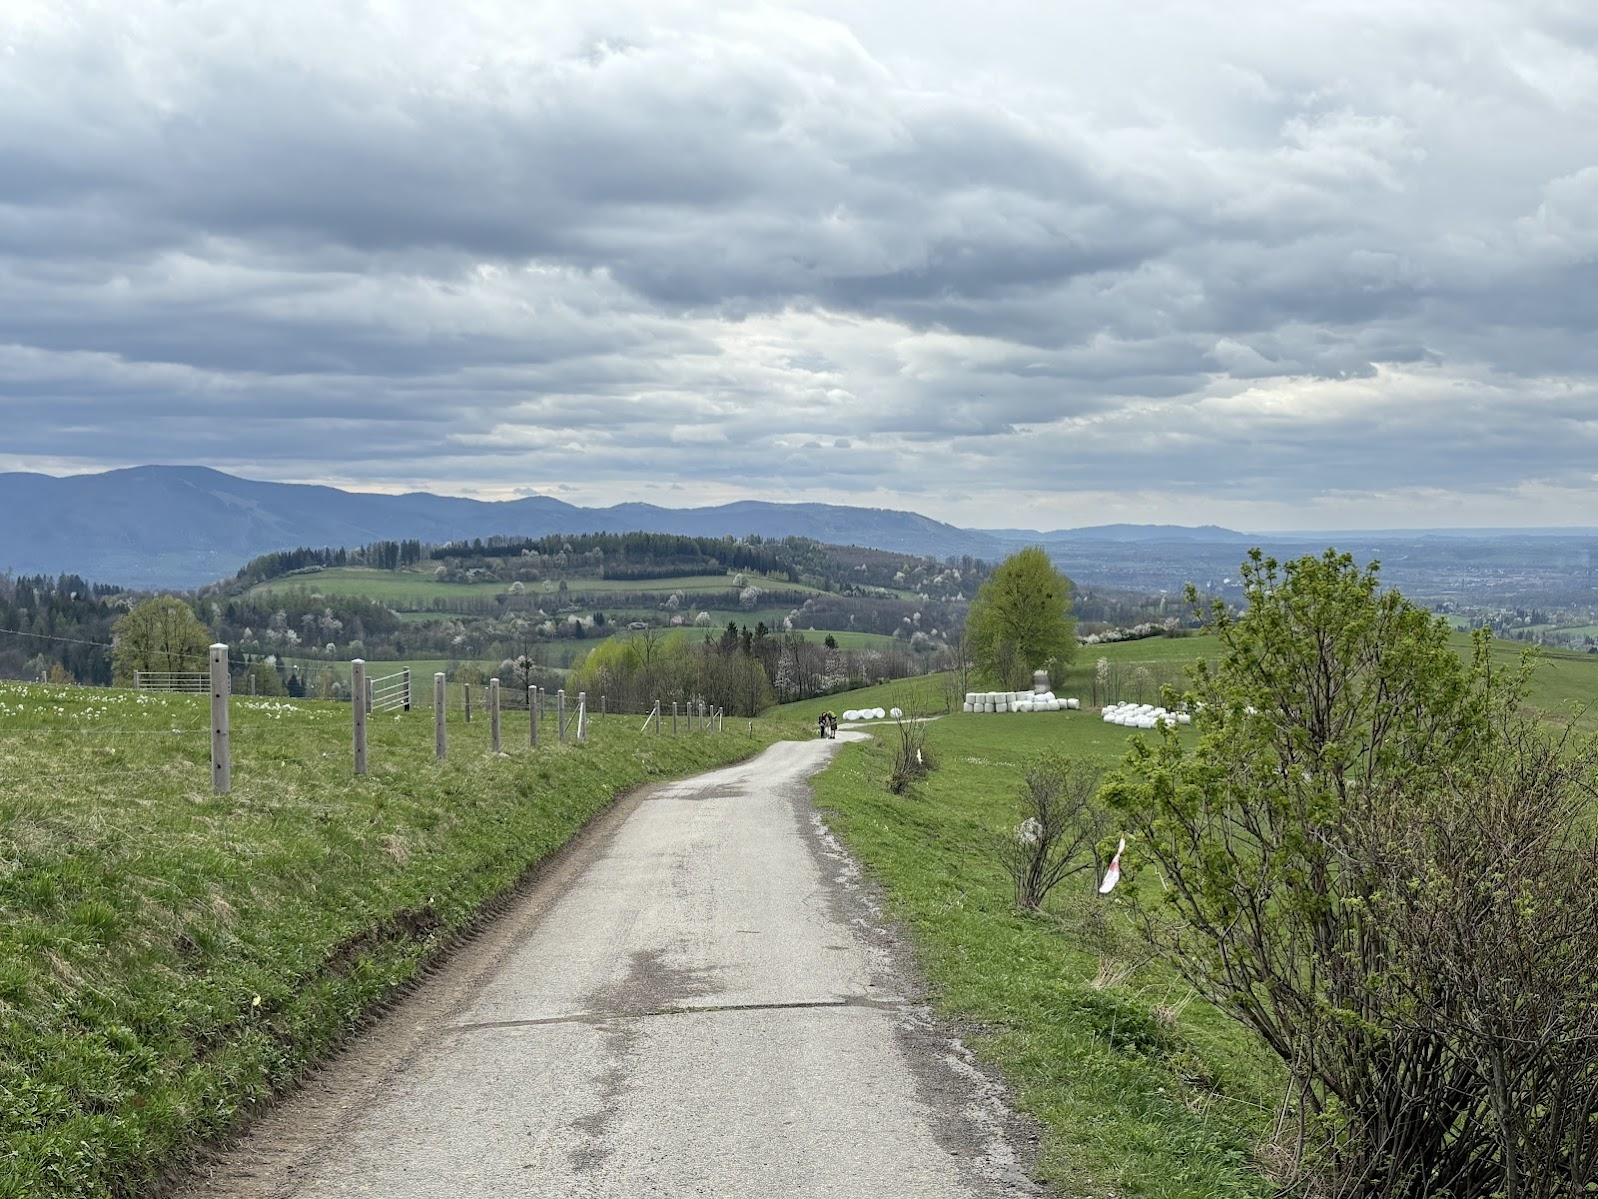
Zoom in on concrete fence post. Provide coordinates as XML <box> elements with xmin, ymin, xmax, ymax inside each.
<box><xmin>402</xmin><ymin>667</ymin><xmax>412</xmax><ymax>712</ymax></box>
<box><xmin>654</xmin><ymin>700</ymin><xmax>661</xmax><ymax>735</ymax></box>
<box><xmin>530</xmin><ymin>685</ymin><xmax>539</xmax><ymax>748</ymax></box>
<box><xmin>435</xmin><ymin>673</ymin><xmax>447</xmax><ymax>761</ymax></box>
<box><xmin>352</xmin><ymin>658</ymin><xmax>367</xmax><ymax>775</ymax></box>
<box><xmin>601</xmin><ymin>694</ymin><xmax>606</xmax><ymax>719</ymax></box>
<box><xmin>249</xmin><ymin>673</ymin><xmax>257</xmax><ymax>697</ymax></box>
<box><xmin>558</xmin><ymin>689</ymin><xmax>567</xmax><ymax>743</ymax></box>
<box><xmin>366</xmin><ymin>676</ymin><xmax>374</xmax><ymax>714</ymax></box>
<box><xmin>464</xmin><ymin>682</ymin><xmax>472</xmax><ymax>724</ymax></box>
<box><xmin>133</xmin><ymin>670</ymin><xmax>141</xmax><ymax>691</ymax></box>
<box><xmin>576</xmin><ymin>691</ymin><xmax>587</xmax><ymax>741</ymax></box>
<box><xmin>210</xmin><ymin>643</ymin><xmax>231</xmax><ymax>795</ymax></box>
<box><xmin>489</xmin><ymin>678</ymin><xmax>501</xmax><ymax>753</ymax></box>
<box><xmin>672</xmin><ymin>701</ymin><xmax>678</xmax><ymax>736</ymax></box>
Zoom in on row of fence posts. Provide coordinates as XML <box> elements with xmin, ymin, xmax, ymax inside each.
<box><xmin>637</xmin><ymin>699</ymin><xmax>724</xmax><ymax>735</ymax></box>
<box><xmin>352</xmin><ymin>661</ymin><xmax>592</xmax><ymax>776</ymax></box>
<box><xmin>202</xmin><ymin>645</ymin><xmax>721</xmax><ymax>795</ymax></box>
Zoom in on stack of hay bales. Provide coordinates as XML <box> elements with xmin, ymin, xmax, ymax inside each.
<box><xmin>841</xmin><ymin>707</ymin><xmax>888</xmax><ymax>721</ymax></box>
<box><xmin>961</xmin><ymin>691</ymin><xmax>1081</xmax><ymax>714</ymax></box>
<box><xmin>1100</xmin><ymin>702</ymin><xmax>1192</xmax><ymax>729</ymax></box>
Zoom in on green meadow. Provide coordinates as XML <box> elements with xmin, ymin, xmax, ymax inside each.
<box><xmin>799</xmin><ymin>631</ymin><xmax>1598</xmax><ymax>1195</ymax></box>
<box><xmin>0</xmin><ymin>679</ymin><xmax>806</xmax><ymax>1199</ymax></box>
<box><xmin>809</xmin><ymin>708</ymin><xmax>1278</xmax><ymax>1197</ymax></box>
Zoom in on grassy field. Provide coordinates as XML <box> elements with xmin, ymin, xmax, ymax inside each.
<box><xmin>1054</xmin><ymin>631</ymin><xmax>1598</xmax><ymax>730</ymax></box>
<box><xmin>798</xmin><ymin>629</ymin><xmax>1598</xmax><ymax>1195</ymax></box>
<box><xmin>809</xmin><ymin>712</ymin><xmax>1280</xmax><ymax>1197</ymax></box>
<box><xmin>0</xmin><ymin>679</ymin><xmax>808</xmax><ymax>1199</ymax></box>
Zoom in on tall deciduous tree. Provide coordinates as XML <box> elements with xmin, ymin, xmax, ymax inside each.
<box><xmin>1106</xmin><ymin>548</ymin><xmax>1598</xmax><ymax>1197</ymax></box>
<box><xmin>965</xmin><ymin>547</ymin><xmax>1075</xmax><ymax>688</ymax></box>
<box><xmin>112</xmin><ymin>596</ymin><xmax>211</xmax><ymax>682</ymax></box>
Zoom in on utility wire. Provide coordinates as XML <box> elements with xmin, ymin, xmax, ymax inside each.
<box><xmin>0</xmin><ymin>627</ymin><xmax>115</xmax><ymax>649</ymax></box>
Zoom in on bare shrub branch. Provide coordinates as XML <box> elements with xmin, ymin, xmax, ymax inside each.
<box><xmin>994</xmin><ymin>754</ymin><xmax>1110</xmax><ymax>910</ymax></box>
<box><xmin>886</xmin><ymin>709</ymin><xmax>933</xmax><ymax>794</ymax></box>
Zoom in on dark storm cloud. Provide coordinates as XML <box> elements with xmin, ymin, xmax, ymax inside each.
<box><xmin>2</xmin><ymin>0</ymin><xmax>1597</xmax><ymax>526</ymax></box>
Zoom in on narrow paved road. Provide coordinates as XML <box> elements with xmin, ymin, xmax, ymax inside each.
<box><xmin>179</xmin><ymin>735</ymin><xmax>1043</xmax><ymax>1198</ymax></box>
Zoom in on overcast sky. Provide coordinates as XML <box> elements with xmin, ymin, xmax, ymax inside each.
<box><xmin>3</xmin><ymin>0</ymin><xmax>1597</xmax><ymax>531</ymax></box>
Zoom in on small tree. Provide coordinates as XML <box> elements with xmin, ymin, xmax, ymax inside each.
<box><xmin>1106</xmin><ymin>548</ymin><xmax>1598</xmax><ymax>1197</ymax></box>
<box><xmin>112</xmin><ymin>596</ymin><xmax>211</xmax><ymax>683</ymax></box>
<box><xmin>995</xmin><ymin>754</ymin><xmax>1110</xmax><ymax>910</ymax></box>
<box><xmin>965</xmin><ymin>547</ymin><xmax>1075</xmax><ymax>689</ymax></box>
<box><xmin>245</xmin><ymin>660</ymin><xmax>286</xmax><ymax>696</ymax></box>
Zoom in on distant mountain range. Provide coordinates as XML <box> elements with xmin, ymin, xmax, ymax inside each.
<box><xmin>0</xmin><ymin>466</ymin><xmax>1017</xmax><ymax>587</ymax></box>
<box><xmin>3</xmin><ymin>466</ymin><xmax>1594</xmax><ymax>596</ymax></box>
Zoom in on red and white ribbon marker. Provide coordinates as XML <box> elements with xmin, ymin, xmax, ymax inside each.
<box><xmin>1099</xmin><ymin>838</ymin><xmax>1126</xmax><ymax>894</ymax></box>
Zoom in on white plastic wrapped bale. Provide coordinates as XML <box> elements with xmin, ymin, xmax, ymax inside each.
<box><xmin>1045</xmin><ymin>699</ymin><xmax>1060</xmax><ymax>711</ymax></box>
<box><xmin>1176</xmin><ymin>713</ymin><xmax>1191</xmax><ymax>725</ymax></box>
<box><xmin>963</xmin><ymin>703</ymin><xmax>973</xmax><ymax>713</ymax></box>
<box><xmin>966</xmin><ymin>693</ymin><xmax>980</xmax><ymax>707</ymax></box>
<box><xmin>889</xmin><ymin>707</ymin><xmax>903</xmax><ymax>719</ymax></box>
<box><xmin>1016</xmin><ymin>700</ymin><xmax>1033</xmax><ymax>712</ymax></box>
<box><xmin>1066</xmin><ymin>698</ymin><xmax>1080</xmax><ymax>710</ymax></box>
<box><xmin>842</xmin><ymin>710</ymin><xmax>860</xmax><ymax>721</ymax></box>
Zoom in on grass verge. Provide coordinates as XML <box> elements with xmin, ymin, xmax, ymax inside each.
<box><xmin>809</xmin><ymin>711</ymin><xmax>1283</xmax><ymax>1198</ymax></box>
<box><xmin>0</xmin><ymin>680</ymin><xmax>805</xmax><ymax>1198</ymax></box>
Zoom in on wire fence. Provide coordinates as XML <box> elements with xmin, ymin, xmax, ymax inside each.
<box><xmin>0</xmin><ymin>646</ymin><xmax>728</xmax><ymax>799</ymax></box>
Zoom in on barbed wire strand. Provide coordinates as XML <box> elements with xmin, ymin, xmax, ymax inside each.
<box><xmin>0</xmin><ymin>727</ymin><xmax>209</xmax><ymax>738</ymax></box>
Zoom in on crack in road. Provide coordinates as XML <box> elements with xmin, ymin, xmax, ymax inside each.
<box><xmin>448</xmin><ymin>994</ymin><xmax>912</xmax><ymax>1034</ymax></box>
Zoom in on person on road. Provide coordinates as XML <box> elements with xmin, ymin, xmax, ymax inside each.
<box><xmin>819</xmin><ymin>711</ymin><xmax>835</xmax><ymax>739</ymax></box>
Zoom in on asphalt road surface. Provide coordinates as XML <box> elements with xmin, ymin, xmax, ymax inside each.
<box><xmin>177</xmin><ymin>734</ymin><xmax>1044</xmax><ymax>1198</ymax></box>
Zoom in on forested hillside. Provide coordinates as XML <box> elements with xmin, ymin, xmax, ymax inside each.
<box><xmin>0</xmin><ymin>530</ymin><xmax>1202</xmax><ymax>707</ymax></box>
<box><xmin>0</xmin><ymin>575</ymin><xmax>126</xmax><ymax>684</ymax></box>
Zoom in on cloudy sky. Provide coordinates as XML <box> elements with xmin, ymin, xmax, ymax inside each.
<box><xmin>3</xmin><ymin>0</ymin><xmax>1597</xmax><ymax>531</ymax></box>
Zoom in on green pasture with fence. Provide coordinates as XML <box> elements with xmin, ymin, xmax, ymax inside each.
<box><xmin>0</xmin><ymin>667</ymin><xmax>807</xmax><ymax>1198</ymax></box>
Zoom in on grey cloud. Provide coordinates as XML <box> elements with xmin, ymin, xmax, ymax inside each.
<box><xmin>2</xmin><ymin>0</ymin><xmax>1598</xmax><ymax>528</ymax></box>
